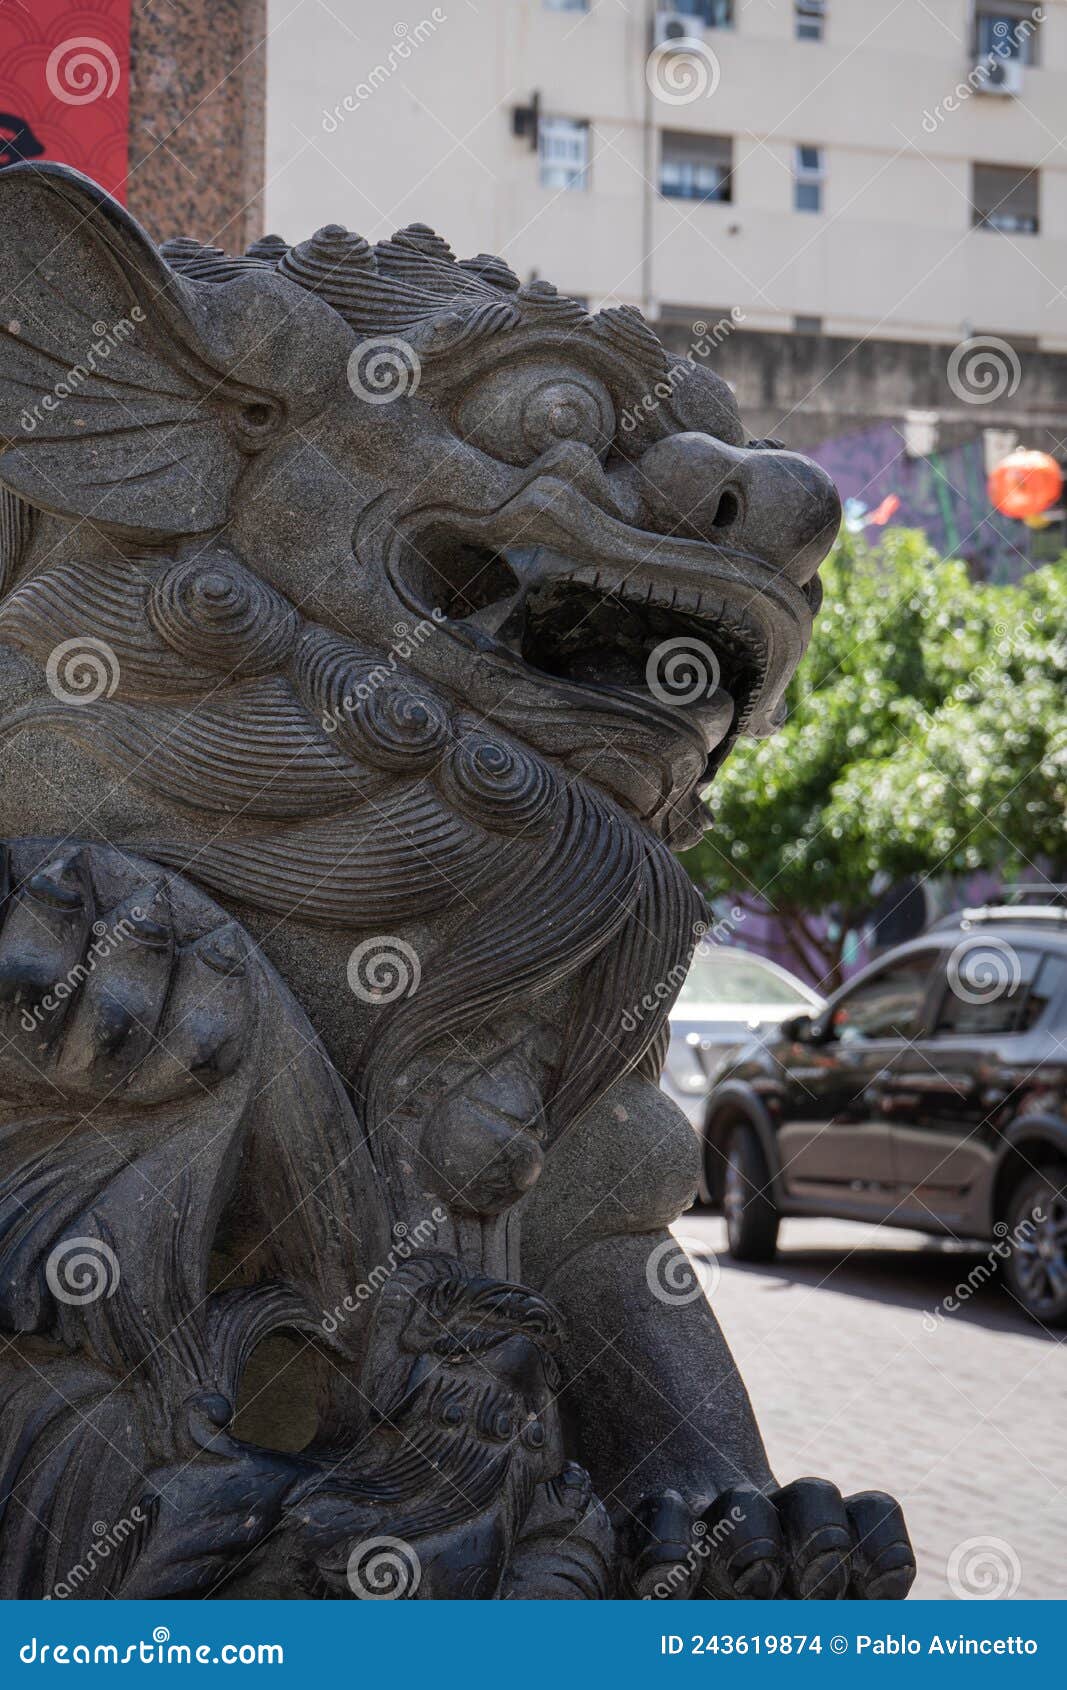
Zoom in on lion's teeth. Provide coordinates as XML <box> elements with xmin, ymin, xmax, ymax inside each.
<box><xmin>571</xmin><ymin>565</ymin><xmax>598</xmax><ymax>587</ymax></box>
<box><xmin>463</xmin><ymin>597</ymin><xmax>520</xmax><ymax>638</ymax></box>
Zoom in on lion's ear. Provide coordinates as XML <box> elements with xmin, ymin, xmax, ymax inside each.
<box><xmin>0</xmin><ymin>164</ymin><xmax>245</xmax><ymax>536</ymax></box>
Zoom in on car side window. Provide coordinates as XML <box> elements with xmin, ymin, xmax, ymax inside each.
<box><xmin>832</xmin><ymin>953</ymin><xmax>937</xmax><ymax>1044</ymax></box>
<box><xmin>1020</xmin><ymin>954</ymin><xmax>1067</xmax><ymax>1030</ymax></box>
<box><xmin>934</xmin><ymin>944</ymin><xmax>1048</xmax><ymax>1036</ymax></box>
<box><xmin>926</xmin><ymin>946</ymin><xmax>1067</xmax><ymax>1034</ymax></box>
<box><xmin>1021</xmin><ymin>953</ymin><xmax>1067</xmax><ymax>1027</ymax></box>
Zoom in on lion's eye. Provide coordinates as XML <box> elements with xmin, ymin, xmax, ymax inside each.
<box><xmin>454</xmin><ymin>360</ymin><xmax>615</xmax><ymax>466</ymax></box>
<box><xmin>241</xmin><ymin>402</ymin><xmax>275</xmax><ymax>430</ymax></box>
<box><xmin>232</xmin><ymin>397</ymin><xmax>283</xmax><ymax>450</ymax></box>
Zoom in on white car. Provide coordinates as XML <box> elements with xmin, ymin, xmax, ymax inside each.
<box><xmin>662</xmin><ymin>947</ymin><xmax>827</xmax><ymax>1129</ymax></box>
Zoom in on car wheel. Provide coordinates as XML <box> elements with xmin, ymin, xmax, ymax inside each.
<box><xmin>723</xmin><ymin>1122</ymin><xmax>780</xmax><ymax>1263</ymax></box>
<box><xmin>1003</xmin><ymin>1165</ymin><xmax>1067</xmax><ymax>1328</ymax></box>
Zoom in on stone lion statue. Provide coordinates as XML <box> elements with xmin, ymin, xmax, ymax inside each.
<box><xmin>0</xmin><ymin>163</ymin><xmax>913</xmax><ymax>1600</ymax></box>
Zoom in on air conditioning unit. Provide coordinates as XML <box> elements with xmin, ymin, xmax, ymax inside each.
<box><xmin>654</xmin><ymin>13</ymin><xmax>703</xmax><ymax>49</ymax></box>
<box><xmin>975</xmin><ymin>53</ymin><xmax>1024</xmax><ymax>96</ymax></box>
<box><xmin>511</xmin><ymin>91</ymin><xmax>541</xmax><ymax>149</ymax></box>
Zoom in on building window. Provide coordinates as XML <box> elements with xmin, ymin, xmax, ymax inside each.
<box><xmin>660</xmin><ymin>132</ymin><xmax>733</xmax><ymax>203</ymax></box>
<box><xmin>544</xmin><ymin>0</ymin><xmax>588</xmax><ymax>11</ymax></box>
<box><xmin>975</xmin><ymin>4</ymin><xmax>1040</xmax><ymax>65</ymax></box>
<box><xmin>972</xmin><ymin>162</ymin><xmax>1039</xmax><ymax>233</ymax></box>
<box><xmin>794</xmin><ymin>314</ymin><xmax>823</xmax><ymax>334</ymax></box>
<box><xmin>539</xmin><ymin>117</ymin><xmax>589</xmax><ymax>191</ymax></box>
<box><xmin>669</xmin><ymin>0</ymin><xmax>734</xmax><ymax>26</ymax></box>
<box><xmin>794</xmin><ymin>145</ymin><xmax>824</xmax><ymax>213</ymax></box>
<box><xmin>795</xmin><ymin>0</ymin><xmax>825</xmax><ymax>41</ymax></box>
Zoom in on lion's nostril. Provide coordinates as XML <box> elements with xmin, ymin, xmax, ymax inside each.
<box><xmin>710</xmin><ymin>488</ymin><xmax>741</xmax><ymax>531</ymax></box>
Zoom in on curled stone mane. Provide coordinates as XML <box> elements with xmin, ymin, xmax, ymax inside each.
<box><xmin>161</xmin><ymin>221</ymin><xmax>669</xmax><ymax>375</ymax></box>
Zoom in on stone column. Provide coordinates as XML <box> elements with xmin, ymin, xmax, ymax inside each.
<box><xmin>127</xmin><ymin>0</ymin><xmax>266</xmax><ymax>249</ymax></box>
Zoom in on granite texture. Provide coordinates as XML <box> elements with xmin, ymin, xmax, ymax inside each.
<box><xmin>0</xmin><ymin>163</ymin><xmax>915</xmax><ymax>1600</ymax></box>
<box><xmin>127</xmin><ymin>0</ymin><xmax>266</xmax><ymax>249</ymax></box>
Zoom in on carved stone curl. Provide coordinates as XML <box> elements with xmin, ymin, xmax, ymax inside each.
<box><xmin>0</xmin><ymin>164</ymin><xmax>914</xmax><ymax>1600</ymax></box>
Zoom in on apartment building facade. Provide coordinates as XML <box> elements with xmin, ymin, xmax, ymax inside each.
<box><xmin>3</xmin><ymin>4</ymin><xmax>1064</xmax><ymax>566</ymax></box>
<box><xmin>265</xmin><ymin>0</ymin><xmax>1067</xmax><ymax>573</ymax></box>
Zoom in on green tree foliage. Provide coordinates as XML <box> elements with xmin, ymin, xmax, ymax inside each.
<box><xmin>683</xmin><ymin>530</ymin><xmax>1067</xmax><ymax>989</ymax></box>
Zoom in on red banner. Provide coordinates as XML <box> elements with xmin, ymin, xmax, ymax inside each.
<box><xmin>0</xmin><ymin>0</ymin><xmax>131</xmax><ymax>201</ymax></box>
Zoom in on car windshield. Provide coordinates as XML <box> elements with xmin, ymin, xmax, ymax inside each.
<box><xmin>676</xmin><ymin>951</ymin><xmax>813</xmax><ymax>1007</ymax></box>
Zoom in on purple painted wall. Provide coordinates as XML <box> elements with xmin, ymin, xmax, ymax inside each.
<box><xmin>809</xmin><ymin>423</ymin><xmax>1039</xmax><ymax>581</ymax></box>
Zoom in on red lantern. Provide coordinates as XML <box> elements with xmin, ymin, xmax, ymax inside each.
<box><xmin>988</xmin><ymin>449</ymin><xmax>1063</xmax><ymax>520</ymax></box>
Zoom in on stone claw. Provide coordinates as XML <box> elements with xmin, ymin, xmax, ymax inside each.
<box><xmin>844</xmin><ymin>1490</ymin><xmax>917</xmax><ymax>1599</ymax></box>
<box><xmin>698</xmin><ymin>1485</ymin><xmax>785</xmax><ymax>1599</ymax></box>
<box><xmin>623</xmin><ymin>1489</ymin><xmax>700</xmax><ymax>1599</ymax></box>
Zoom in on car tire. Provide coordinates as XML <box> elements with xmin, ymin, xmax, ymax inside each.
<box><xmin>1002</xmin><ymin>1164</ymin><xmax>1067</xmax><ymax>1328</ymax></box>
<box><xmin>722</xmin><ymin>1122</ymin><xmax>780</xmax><ymax>1263</ymax></box>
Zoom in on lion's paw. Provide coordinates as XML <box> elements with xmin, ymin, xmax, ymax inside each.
<box><xmin>0</xmin><ymin>840</ymin><xmax>251</xmax><ymax>1104</ymax></box>
<box><xmin>623</xmin><ymin>1480</ymin><xmax>915</xmax><ymax>1600</ymax></box>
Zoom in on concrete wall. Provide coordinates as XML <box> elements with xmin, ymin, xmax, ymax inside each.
<box><xmin>657</xmin><ymin>318</ymin><xmax>1067</xmax><ymax>452</ymax></box>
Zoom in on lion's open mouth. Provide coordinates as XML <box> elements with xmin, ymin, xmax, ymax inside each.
<box><xmin>371</xmin><ymin>490</ymin><xmax>821</xmax><ymax>836</ymax></box>
<box><xmin>394</xmin><ymin>525</ymin><xmax>806</xmax><ymax>754</ymax></box>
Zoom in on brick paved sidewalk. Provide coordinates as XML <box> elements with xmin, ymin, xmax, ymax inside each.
<box><xmin>677</xmin><ymin>1215</ymin><xmax>1067</xmax><ymax>1600</ymax></box>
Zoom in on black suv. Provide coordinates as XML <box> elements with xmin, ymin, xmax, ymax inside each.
<box><xmin>702</xmin><ymin>909</ymin><xmax>1067</xmax><ymax>1325</ymax></box>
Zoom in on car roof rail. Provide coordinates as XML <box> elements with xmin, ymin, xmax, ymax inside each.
<box><xmin>999</xmin><ymin>882</ymin><xmax>1067</xmax><ymax>906</ymax></box>
<box><xmin>957</xmin><ymin>904</ymin><xmax>1067</xmax><ymax>925</ymax></box>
